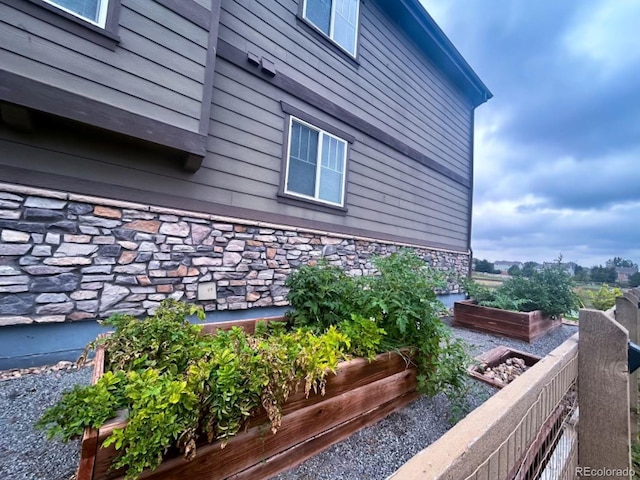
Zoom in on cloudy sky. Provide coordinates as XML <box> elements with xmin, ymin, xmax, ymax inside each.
<box><xmin>421</xmin><ymin>0</ymin><xmax>640</xmax><ymax>267</ymax></box>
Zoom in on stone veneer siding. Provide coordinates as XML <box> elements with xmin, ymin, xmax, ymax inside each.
<box><xmin>0</xmin><ymin>184</ymin><xmax>470</xmax><ymax>327</ymax></box>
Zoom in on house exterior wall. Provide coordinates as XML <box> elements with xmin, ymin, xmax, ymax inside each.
<box><xmin>0</xmin><ymin>0</ymin><xmax>210</xmax><ymax>134</ymax></box>
<box><xmin>0</xmin><ymin>0</ymin><xmax>476</xmax><ymax>253</ymax></box>
<box><xmin>0</xmin><ymin>0</ymin><xmax>488</xmax><ymax>339</ymax></box>
<box><xmin>218</xmin><ymin>0</ymin><xmax>474</xmax><ymax>179</ymax></box>
<box><xmin>0</xmin><ymin>183</ymin><xmax>468</xmax><ymax>328</ymax></box>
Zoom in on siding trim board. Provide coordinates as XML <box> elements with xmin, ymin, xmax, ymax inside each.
<box><xmin>0</xmin><ymin>165</ymin><xmax>467</xmax><ymax>253</ymax></box>
<box><xmin>0</xmin><ymin>70</ymin><xmax>206</xmax><ymax>162</ymax></box>
<box><xmin>199</xmin><ymin>0</ymin><xmax>221</xmax><ymax>135</ymax></box>
<box><xmin>220</xmin><ymin>2</ymin><xmax>471</xmax><ymax>172</ymax></box>
<box><xmin>1</xmin><ymin>0</ymin><xmax>121</xmax><ymax>50</ymax></box>
<box><xmin>467</xmin><ymin>110</ymin><xmax>475</xmax><ymax>252</ymax></box>
<box><xmin>155</xmin><ymin>0</ymin><xmax>211</xmax><ymax>31</ymax></box>
<box><xmin>217</xmin><ymin>40</ymin><xmax>471</xmax><ymax>190</ymax></box>
<box><xmin>280</xmin><ymin>102</ymin><xmax>356</xmax><ymax>143</ymax></box>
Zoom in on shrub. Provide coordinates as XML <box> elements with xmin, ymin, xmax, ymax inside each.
<box><xmin>462</xmin><ymin>264</ymin><xmax>580</xmax><ymax>318</ymax></box>
<box><xmin>629</xmin><ymin>272</ymin><xmax>640</xmax><ymax>288</ymax></box>
<box><xmin>37</xmin><ymin>301</ymin><xmax>353</xmax><ymax>479</ymax></box>
<box><xmin>39</xmin><ymin>252</ymin><xmax>472</xmax><ymax>478</ymax></box>
<box><xmin>588</xmin><ymin>284</ymin><xmax>622</xmax><ymax>311</ymax></box>
<box><xmin>359</xmin><ymin>252</ymin><xmax>469</xmax><ymax>397</ymax></box>
<box><xmin>285</xmin><ymin>261</ymin><xmax>361</xmax><ymax>332</ymax></box>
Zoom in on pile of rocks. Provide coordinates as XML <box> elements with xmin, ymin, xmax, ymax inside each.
<box><xmin>476</xmin><ymin>357</ymin><xmax>529</xmax><ymax>386</ymax></box>
<box><xmin>0</xmin><ymin>360</ymin><xmax>91</xmax><ymax>381</ymax></box>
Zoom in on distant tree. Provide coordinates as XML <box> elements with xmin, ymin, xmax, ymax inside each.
<box><xmin>574</xmin><ymin>265</ymin><xmax>589</xmax><ymax>283</ymax></box>
<box><xmin>629</xmin><ymin>272</ymin><xmax>640</xmax><ymax>288</ymax></box>
<box><xmin>590</xmin><ymin>265</ymin><xmax>617</xmax><ymax>284</ymax></box>
<box><xmin>474</xmin><ymin>259</ymin><xmax>496</xmax><ymax>274</ymax></box>
<box><xmin>608</xmin><ymin>257</ymin><xmax>638</xmax><ymax>268</ymax></box>
<box><xmin>521</xmin><ymin>262</ymin><xmax>537</xmax><ymax>277</ymax></box>
<box><xmin>508</xmin><ymin>265</ymin><xmax>521</xmax><ymax>276</ymax></box>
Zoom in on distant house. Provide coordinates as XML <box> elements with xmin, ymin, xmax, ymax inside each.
<box><xmin>0</xmin><ymin>0</ymin><xmax>491</xmax><ymax>367</ymax></box>
<box><xmin>494</xmin><ymin>261</ymin><xmax>523</xmax><ymax>273</ymax></box>
<box><xmin>542</xmin><ymin>262</ymin><xmax>576</xmax><ymax>276</ymax></box>
<box><xmin>615</xmin><ymin>267</ymin><xmax>638</xmax><ymax>283</ymax></box>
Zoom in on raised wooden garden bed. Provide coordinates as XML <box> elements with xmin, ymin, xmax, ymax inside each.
<box><xmin>77</xmin><ymin>317</ymin><xmax>418</xmax><ymax>480</ymax></box>
<box><xmin>453</xmin><ymin>300</ymin><xmax>561</xmax><ymax>342</ymax></box>
<box><xmin>468</xmin><ymin>346</ymin><xmax>541</xmax><ymax>388</ymax></box>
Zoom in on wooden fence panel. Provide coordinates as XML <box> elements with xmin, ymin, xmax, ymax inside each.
<box><xmin>578</xmin><ymin>308</ymin><xmax>632</xmax><ymax>476</ymax></box>
<box><xmin>389</xmin><ymin>335</ymin><xmax>578</xmax><ymax>480</ymax></box>
<box><xmin>617</xmin><ymin>294</ymin><xmax>640</xmax><ymax>441</ymax></box>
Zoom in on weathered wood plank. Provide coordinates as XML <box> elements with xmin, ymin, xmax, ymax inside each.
<box><xmin>77</xmin><ymin>343</ymin><xmax>106</xmax><ymax>480</ymax></box>
<box><xmin>87</xmin><ymin>328</ymin><xmax>416</xmax><ymax>480</ymax></box>
<box><xmin>453</xmin><ymin>301</ymin><xmax>561</xmax><ymax>342</ymax></box>
<box><xmin>578</xmin><ymin>309</ymin><xmax>632</xmax><ymax>474</ymax></box>
<box><xmin>228</xmin><ymin>391</ymin><xmax>419</xmax><ymax>480</ymax></box>
<box><xmin>616</xmin><ymin>294</ymin><xmax>639</xmax><ymax>442</ymax></box>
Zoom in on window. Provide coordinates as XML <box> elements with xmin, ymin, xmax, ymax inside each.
<box><xmin>285</xmin><ymin>116</ymin><xmax>348</xmax><ymax>207</ymax></box>
<box><xmin>303</xmin><ymin>0</ymin><xmax>360</xmax><ymax>56</ymax></box>
<box><xmin>42</xmin><ymin>0</ymin><xmax>108</xmax><ymax>27</ymax></box>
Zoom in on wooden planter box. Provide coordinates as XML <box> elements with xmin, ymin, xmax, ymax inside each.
<box><xmin>453</xmin><ymin>300</ymin><xmax>561</xmax><ymax>342</ymax></box>
<box><xmin>77</xmin><ymin>317</ymin><xmax>418</xmax><ymax>480</ymax></box>
<box><xmin>468</xmin><ymin>346</ymin><xmax>541</xmax><ymax>389</ymax></box>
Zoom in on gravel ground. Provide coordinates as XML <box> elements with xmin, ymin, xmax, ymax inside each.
<box><xmin>0</xmin><ymin>366</ymin><xmax>93</xmax><ymax>480</ymax></box>
<box><xmin>0</xmin><ymin>321</ymin><xmax>577</xmax><ymax>480</ymax></box>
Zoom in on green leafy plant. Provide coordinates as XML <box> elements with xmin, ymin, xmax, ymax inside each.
<box><xmin>462</xmin><ymin>262</ymin><xmax>580</xmax><ymax>319</ymax></box>
<box><xmin>337</xmin><ymin>314</ymin><xmax>386</xmax><ymax>361</ymax></box>
<box><xmin>39</xmin><ymin>251</ymin><xmax>475</xmax><ymax>478</ymax></box>
<box><xmin>588</xmin><ymin>284</ymin><xmax>622</xmax><ymax>311</ymax></box>
<box><xmin>285</xmin><ymin>261</ymin><xmax>360</xmax><ymax>332</ymax></box>
<box><xmin>104</xmin><ymin>369</ymin><xmax>200</xmax><ymax>478</ymax></box>
<box><xmin>287</xmin><ymin>250</ymin><xmax>472</xmax><ymax>408</ymax></box>
<box><xmin>359</xmin><ymin>251</ymin><xmax>470</xmax><ymax>405</ymax></box>
<box><xmin>37</xmin><ymin>300</ymin><xmax>356</xmax><ymax>479</ymax></box>
<box><xmin>86</xmin><ymin>299</ymin><xmax>206</xmax><ymax>375</ymax></box>
<box><xmin>35</xmin><ymin>371</ymin><xmax>127</xmax><ymax>441</ymax></box>
<box><xmin>481</xmin><ymin>290</ymin><xmax>531</xmax><ymax>312</ymax></box>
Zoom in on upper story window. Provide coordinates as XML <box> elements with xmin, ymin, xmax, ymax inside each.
<box><xmin>43</xmin><ymin>0</ymin><xmax>108</xmax><ymax>27</ymax></box>
<box><xmin>303</xmin><ymin>0</ymin><xmax>360</xmax><ymax>57</ymax></box>
<box><xmin>285</xmin><ymin>116</ymin><xmax>348</xmax><ymax>207</ymax></box>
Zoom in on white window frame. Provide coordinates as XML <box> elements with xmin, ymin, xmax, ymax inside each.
<box><xmin>302</xmin><ymin>0</ymin><xmax>360</xmax><ymax>57</ymax></box>
<box><xmin>42</xmin><ymin>0</ymin><xmax>109</xmax><ymax>28</ymax></box>
<box><xmin>284</xmin><ymin>116</ymin><xmax>348</xmax><ymax>208</ymax></box>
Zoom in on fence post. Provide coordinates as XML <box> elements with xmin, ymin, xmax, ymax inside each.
<box><xmin>619</xmin><ymin>292</ymin><xmax>640</xmax><ymax>442</ymax></box>
<box><xmin>578</xmin><ymin>309</ymin><xmax>632</xmax><ymax>476</ymax></box>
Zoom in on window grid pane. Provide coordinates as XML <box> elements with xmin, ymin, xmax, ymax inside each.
<box><xmin>287</xmin><ymin>121</ymin><xmax>319</xmax><ymax>198</ymax></box>
<box><xmin>304</xmin><ymin>0</ymin><xmax>358</xmax><ymax>56</ymax></box>
<box><xmin>286</xmin><ymin>118</ymin><xmax>347</xmax><ymax>206</ymax></box>
<box><xmin>318</xmin><ymin>134</ymin><xmax>345</xmax><ymax>204</ymax></box>
<box><xmin>305</xmin><ymin>0</ymin><xmax>331</xmax><ymax>35</ymax></box>
<box><xmin>332</xmin><ymin>0</ymin><xmax>358</xmax><ymax>54</ymax></box>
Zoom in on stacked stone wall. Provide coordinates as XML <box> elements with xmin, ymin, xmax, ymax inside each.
<box><xmin>0</xmin><ymin>184</ymin><xmax>469</xmax><ymax>326</ymax></box>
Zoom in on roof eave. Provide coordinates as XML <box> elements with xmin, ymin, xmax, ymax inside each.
<box><xmin>387</xmin><ymin>0</ymin><xmax>493</xmax><ymax>108</ymax></box>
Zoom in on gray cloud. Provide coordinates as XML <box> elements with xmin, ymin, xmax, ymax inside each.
<box><xmin>422</xmin><ymin>0</ymin><xmax>640</xmax><ymax>266</ymax></box>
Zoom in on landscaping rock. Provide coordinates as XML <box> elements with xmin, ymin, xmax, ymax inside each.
<box><xmin>31</xmin><ymin>273</ymin><xmax>79</xmax><ymax>293</ymax></box>
<box><xmin>0</xmin><ymin>294</ymin><xmax>35</xmax><ymax>315</ymax></box>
